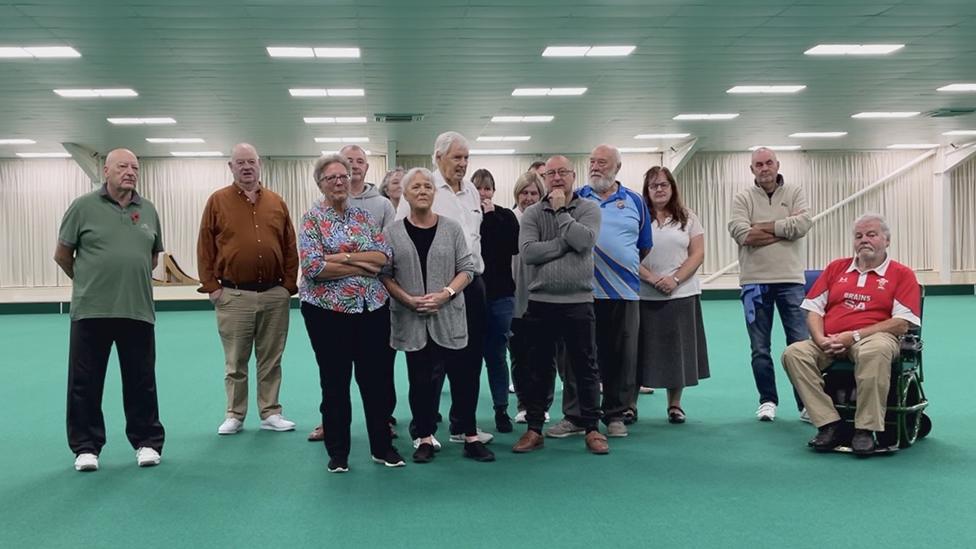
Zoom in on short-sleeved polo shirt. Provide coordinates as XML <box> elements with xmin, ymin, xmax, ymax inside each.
<box><xmin>58</xmin><ymin>185</ymin><xmax>163</xmax><ymax>324</ymax></box>
<box><xmin>578</xmin><ymin>183</ymin><xmax>652</xmax><ymax>300</ymax></box>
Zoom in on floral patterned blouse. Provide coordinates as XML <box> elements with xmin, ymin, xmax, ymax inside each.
<box><xmin>299</xmin><ymin>199</ymin><xmax>392</xmax><ymax>313</ymax></box>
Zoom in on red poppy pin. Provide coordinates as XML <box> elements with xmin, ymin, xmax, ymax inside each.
<box><xmin>131</xmin><ymin>211</ymin><xmax>140</xmax><ymax>225</ymax></box>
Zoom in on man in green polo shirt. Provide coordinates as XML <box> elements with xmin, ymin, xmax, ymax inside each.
<box><xmin>54</xmin><ymin>148</ymin><xmax>166</xmax><ymax>472</ymax></box>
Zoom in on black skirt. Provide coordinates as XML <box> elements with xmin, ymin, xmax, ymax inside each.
<box><xmin>637</xmin><ymin>295</ymin><xmax>710</xmax><ymax>388</ymax></box>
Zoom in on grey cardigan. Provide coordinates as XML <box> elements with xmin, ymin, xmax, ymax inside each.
<box><xmin>382</xmin><ymin>216</ymin><xmax>475</xmax><ymax>351</ymax></box>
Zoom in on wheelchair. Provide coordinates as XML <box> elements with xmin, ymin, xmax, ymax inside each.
<box><xmin>803</xmin><ymin>270</ymin><xmax>932</xmax><ymax>453</ymax></box>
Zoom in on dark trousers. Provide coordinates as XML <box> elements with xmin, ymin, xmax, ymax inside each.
<box><xmin>301</xmin><ymin>303</ymin><xmax>395</xmax><ymax>459</ymax></box>
<box><xmin>413</xmin><ymin>275</ymin><xmax>486</xmax><ymax>437</ymax></box>
<box><xmin>406</xmin><ymin>340</ymin><xmax>468</xmax><ymax>438</ymax></box>
<box><xmin>522</xmin><ymin>301</ymin><xmax>601</xmax><ymax>431</ymax></box>
<box><xmin>511</xmin><ymin>318</ymin><xmax>559</xmax><ymax>412</ymax></box>
<box><xmin>743</xmin><ymin>283</ymin><xmax>809</xmax><ymax>408</ymax></box>
<box><xmin>67</xmin><ymin>318</ymin><xmax>165</xmax><ymax>456</ymax></box>
<box><xmin>483</xmin><ymin>296</ymin><xmax>515</xmax><ymax>408</ymax></box>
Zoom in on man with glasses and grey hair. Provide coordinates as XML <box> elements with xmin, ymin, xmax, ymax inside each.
<box><xmin>197</xmin><ymin>142</ymin><xmax>299</xmax><ymax>436</ymax></box>
<box><xmin>395</xmin><ymin>131</ymin><xmax>494</xmax><ymax>450</ymax></box>
<box><xmin>782</xmin><ymin>213</ymin><xmax>919</xmax><ymax>455</ymax></box>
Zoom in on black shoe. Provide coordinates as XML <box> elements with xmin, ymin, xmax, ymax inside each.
<box><xmin>327</xmin><ymin>456</ymin><xmax>349</xmax><ymax>473</ymax></box>
<box><xmin>495</xmin><ymin>409</ymin><xmax>513</xmax><ymax>433</ymax></box>
<box><xmin>463</xmin><ymin>440</ymin><xmax>496</xmax><ymax>462</ymax></box>
<box><xmin>371</xmin><ymin>447</ymin><xmax>406</xmax><ymax>468</ymax></box>
<box><xmin>622</xmin><ymin>410</ymin><xmax>638</xmax><ymax>425</ymax></box>
<box><xmin>852</xmin><ymin>429</ymin><xmax>877</xmax><ymax>455</ymax></box>
<box><xmin>412</xmin><ymin>443</ymin><xmax>436</xmax><ymax>463</ymax></box>
<box><xmin>810</xmin><ymin>421</ymin><xmax>843</xmax><ymax>451</ymax></box>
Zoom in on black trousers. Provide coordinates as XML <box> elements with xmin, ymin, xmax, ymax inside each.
<box><xmin>511</xmin><ymin>317</ymin><xmax>560</xmax><ymax>412</ymax></box>
<box><xmin>522</xmin><ymin>301</ymin><xmax>601</xmax><ymax>431</ymax></box>
<box><xmin>411</xmin><ymin>275</ymin><xmax>486</xmax><ymax>438</ymax></box>
<box><xmin>301</xmin><ymin>303</ymin><xmax>395</xmax><ymax>459</ymax></box>
<box><xmin>406</xmin><ymin>340</ymin><xmax>468</xmax><ymax>438</ymax></box>
<box><xmin>67</xmin><ymin>318</ymin><xmax>165</xmax><ymax>456</ymax></box>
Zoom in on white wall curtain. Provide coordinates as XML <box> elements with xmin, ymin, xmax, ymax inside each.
<box><xmin>952</xmin><ymin>154</ymin><xmax>976</xmax><ymax>271</ymax></box>
<box><xmin>678</xmin><ymin>151</ymin><xmax>935</xmax><ymax>276</ymax></box>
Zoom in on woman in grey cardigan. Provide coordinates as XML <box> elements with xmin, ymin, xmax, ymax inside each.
<box><xmin>381</xmin><ymin>167</ymin><xmax>495</xmax><ymax>464</ymax></box>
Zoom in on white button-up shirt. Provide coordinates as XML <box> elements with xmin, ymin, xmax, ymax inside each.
<box><xmin>396</xmin><ymin>169</ymin><xmax>484</xmax><ymax>274</ymax></box>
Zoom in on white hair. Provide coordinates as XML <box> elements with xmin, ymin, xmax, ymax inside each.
<box><xmin>853</xmin><ymin>212</ymin><xmax>891</xmax><ymax>240</ymax></box>
<box><xmin>401</xmin><ymin>167</ymin><xmax>434</xmax><ymax>191</ymax></box>
<box><xmin>432</xmin><ymin>131</ymin><xmax>469</xmax><ymax>164</ymax></box>
<box><xmin>313</xmin><ymin>154</ymin><xmax>350</xmax><ymax>184</ymax></box>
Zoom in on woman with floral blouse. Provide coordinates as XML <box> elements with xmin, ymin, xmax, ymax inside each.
<box><xmin>298</xmin><ymin>154</ymin><xmax>403</xmax><ymax>473</ymax></box>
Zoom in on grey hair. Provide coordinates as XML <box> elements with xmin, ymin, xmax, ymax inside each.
<box><xmin>853</xmin><ymin>212</ymin><xmax>891</xmax><ymax>240</ymax></box>
<box><xmin>313</xmin><ymin>154</ymin><xmax>351</xmax><ymax>185</ymax></box>
<box><xmin>379</xmin><ymin>166</ymin><xmax>405</xmax><ymax>197</ymax></box>
<box><xmin>432</xmin><ymin>131</ymin><xmax>469</xmax><ymax>164</ymax></box>
<box><xmin>339</xmin><ymin>144</ymin><xmax>368</xmax><ymax>157</ymax></box>
<box><xmin>401</xmin><ymin>167</ymin><xmax>434</xmax><ymax>193</ymax></box>
<box><xmin>593</xmin><ymin>143</ymin><xmax>622</xmax><ymax>171</ymax></box>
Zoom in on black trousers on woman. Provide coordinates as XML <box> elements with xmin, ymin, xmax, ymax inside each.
<box><xmin>301</xmin><ymin>302</ymin><xmax>395</xmax><ymax>459</ymax></box>
<box><xmin>67</xmin><ymin>318</ymin><xmax>165</xmax><ymax>456</ymax></box>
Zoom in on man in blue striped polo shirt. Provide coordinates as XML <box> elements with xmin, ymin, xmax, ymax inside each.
<box><xmin>578</xmin><ymin>144</ymin><xmax>652</xmax><ymax>437</ymax></box>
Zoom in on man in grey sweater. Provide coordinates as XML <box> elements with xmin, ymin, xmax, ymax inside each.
<box><xmin>728</xmin><ymin>147</ymin><xmax>813</xmax><ymax>422</ymax></box>
<box><xmin>511</xmin><ymin>155</ymin><xmax>609</xmax><ymax>455</ymax></box>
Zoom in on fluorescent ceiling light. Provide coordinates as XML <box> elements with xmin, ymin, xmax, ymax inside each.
<box><xmin>727</xmin><ymin>85</ymin><xmax>806</xmax><ymax>94</ymax></box>
<box><xmin>170</xmin><ymin>151</ymin><xmax>223</xmax><ymax>157</ymax></box>
<box><xmin>303</xmin><ymin>116</ymin><xmax>368</xmax><ymax>124</ymax></box>
<box><xmin>266</xmin><ymin>47</ymin><xmax>314</xmax><ymax>58</ymax></box>
<box><xmin>0</xmin><ymin>139</ymin><xmax>37</xmax><ymax>145</ymax></box>
<box><xmin>314</xmin><ymin>137</ymin><xmax>369</xmax><ymax>143</ymax></box>
<box><xmin>512</xmin><ymin>88</ymin><xmax>586</xmax><ymax>96</ymax></box>
<box><xmin>322</xmin><ymin>149</ymin><xmax>371</xmax><ymax>155</ymax></box>
<box><xmin>0</xmin><ymin>46</ymin><xmax>81</xmax><ymax>58</ymax></box>
<box><xmin>804</xmin><ymin>44</ymin><xmax>904</xmax><ymax>55</ymax></box>
<box><xmin>146</xmin><ymin>138</ymin><xmax>205</xmax><ymax>144</ymax></box>
<box><xmin>289</xmin><ymin>88</ymin><xmax>364</xmax><ymax>97</ymax></box>
<box><xmin>673</xmin><ymin>113</ymin><xmax>739</xmax><ymax>120</ymax></box>
<box><xmin>541</xmin><ymin>46</ymin><xmax>634</xmax><ymax>57</ymax></box>
<box><xmin>16</xmin><ymin>152</ymin><xmax>71</xmax><ymax>158</ymax></box>
<box><xmin>54</xmin><ymin>88</ymin><xmax>137</xmax><ymax>98</ymax></box>
<box><xmin>937</xmin><ymin>83</ymin><xmax>976</xmax><ymax>92</ymax></box>
<box><xmin>313</xmin><ymin>47</ymin><xmax>360</xmax><ymax>58</ymax></box>
<box><xmin>477</xmin><ymin>136</ymin><xmax>531</xmax><ymax>142</ymax></box>
<box><xmin>107</xmin><ymin>117</ymin><xmax>176</xmax><ymax>125</ymax></box>
<box><xmin>748</xmin><ymin>145</ymin><xmax>802</xmax><ymax>151</ymax></box>
<box><xmin>943</xmin><ymin>130</ymin><xmax>976</xmax><ymax>136</ymax></box>
<box><xmin>491</xmin><ymin>115</ymin><xmax>554</xmax><ymax>123</ymax></box>
<box><xmin>618</xmin><ymin>147</ymin><xmax>658</xmax><ymax>153</ymax></box>
<box><xmin>851</xmin><ymin>112</ymin><xmax>919</xmax><ymax>119</ymax></box>
<box><xmin>634</xmin><ymin>133</ymin><xmax>691</xmax><ymax>139</ymax></box>
<box><xmin>886</xmin><ymin>143</ymin><xmax>939</xmax><ymax>150</ymax></box>
<box><xmin>789</xmin><ymin>132</ymin><xmax>848</xmax><ymax>138</ymax></box>
<box><xmin>0</xmin><ymin>47</ymin><xmax>32</xmax><ymax>58</ymax></box>
<box><xmin>470</xmin><ymin>149</ymin><xmax>516</xmax><ymax>155</ymax></box>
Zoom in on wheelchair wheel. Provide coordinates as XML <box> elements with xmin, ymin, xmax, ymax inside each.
<box><xmin>918</xmin><ymin>413</ymin><xmax>932</xmax><ymax>439</ymax></box>
<box><xmin>898</xmin><ymin>374</ymin><xmax>924</xmax><ymax>448</ymax></box>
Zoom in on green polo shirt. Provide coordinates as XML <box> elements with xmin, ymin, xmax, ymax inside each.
<box><xmin>58</xmin><ymin>184</ymin><xmax>164</xmax><ymax>324</ymax></box>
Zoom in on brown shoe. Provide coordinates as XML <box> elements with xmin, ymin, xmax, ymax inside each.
<box><xmin>512</xmin><ymin>430</ymin><xmax>544</xmax><ymax>453</ymax></box>
<box><xmin>307</xmin><ymin>424</ymin><xmax>324</xmax><ymax>442</ymax></box>
<box><xmin>585</xmin><ymin>431</ymin><xmax>609</xmax><ymax>455</ymax></box>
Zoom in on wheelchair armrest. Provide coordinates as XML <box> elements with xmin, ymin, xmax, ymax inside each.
<box><xmin>900</xmin><ymin>333</ymin><xmax>923</xmax><ymax>360</ymax></box>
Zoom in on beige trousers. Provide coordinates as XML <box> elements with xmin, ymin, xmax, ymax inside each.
<box><xmin>782</xmin><ymin>332</ymin><xmax>900</xmax><ymax>432</ymax></box>
<box><xmin>214</xmin><ymin>286</ymin><xmax>291</xmax><ymax>420</ymax></box>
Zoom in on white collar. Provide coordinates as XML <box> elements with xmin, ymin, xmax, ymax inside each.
<box><xmin>433</xmin><ymin>170</ymin><xmax>470</xmax><ymax>194</ymax></box>
<box><xmin>845</xmin><ymin>255</ymin><xmax>891</xmax><ymax>276</ymax></box>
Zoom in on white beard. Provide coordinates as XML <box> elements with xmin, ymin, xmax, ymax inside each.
<box><xmin>589</xmin><ymin>174</ymin><xmax>615</xmax><ymax>193</ymax></box>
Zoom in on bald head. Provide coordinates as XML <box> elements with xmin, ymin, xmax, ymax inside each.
<box><xmin>229</xmin><ymin>143</ymin><xmax>261</xmax><ymax>186</ymax></box>
<box><xmin>588</xmin><ymin>144</ymin><xmax>621</xmax><ymax>192</ymax></box>
<box><xmin>103</xmin><ymin>148</ymin><xmax>139</xmax><ymax>193</ymax></box>
<box><xmin>543</xmin><ymin>155</ymin><xmax>576</xmax><ymax>192</ymax></box>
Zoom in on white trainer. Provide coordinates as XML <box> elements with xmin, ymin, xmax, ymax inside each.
<box><xmin>411</xmin><ymin>435</ymin><xmax>442</xmax><ymax>451</ymax></box>
<box><xmin>260</xmin><ymin>414</ymin><xmax>296</xmax><ymax>432</ymax></box>
<box><xmin>74</xmin><ymin>453</ymin><xmax>99</xmax><ymax>472</ymax></box>
<box><xmin>136</xmin><ymin>447</ymin><xmax>161</xmax><ymax>467</ymax></box>
<box><xmin>799</xmin><ymin>408</ymin><xmax>812</xmax><ymax>424</ymax></box>
<box><xmin>757</xmin><ymin>402</ymin><xmax>777</xmax><ymax>422</ymax></box>
<box><xmin>217</xmin><ymin>417</ymin><xmax>243</xmax><ymax>435</ymax></box>
<box><xmin>514</xmin><ymin>410</ymin><xmax>527</xmax><ymax>423</ymax></box>
<box><xmin>448</xmin><ymin>428</ymin><xmax>494</xmax><ymax>444</ymax></box>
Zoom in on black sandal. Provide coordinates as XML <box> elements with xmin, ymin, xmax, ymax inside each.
<box><xmin>667</xmin><ymin>406</ymin><xmax>686</xmax><ymax>424</ymax></box>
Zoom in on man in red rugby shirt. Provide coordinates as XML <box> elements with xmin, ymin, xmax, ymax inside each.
<box><xmin>782</xmin><ymin>213</ymin><xmax>920</xmax><ymax>455</ymax></box>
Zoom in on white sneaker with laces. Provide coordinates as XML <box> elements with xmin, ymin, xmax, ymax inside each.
<box><xmin>799</xmin><ymin>408</ymin><xmax>812</xmax><ymax>424</ymax></box>
<box><xmin>136</xmin><ymin>447</ymin><xmax>161</xmax><ymax>467</ymax></box>
<box><xmin>449</xmin><ymin>428</ymin><xmax>494</xmax><ymax>444</ymax></box>
<box><xmin>514</xmin><ymin>410</ymin><xmax>527</xmax><ymax>423</ymax></box>
<box><xmin>757</xmin><ymin>402</ymin><xmax>777</xmax><ymax>422</ymax></box>
<box><xmin>411</xmin><ymin>435</ymin><xmax>442</xmax><ymax>451</ymax></box>
<box><xmin>217</xmin><ymin>417</ymin><xmax>243</xmax><ymax>435</ymax></box>
<box><xmin>74</xmin><ymin>453</ymin><xmax>99</xmax><ymax>472</ymax></box>
<box><xmin>260</xmin><ymin>414</ymin><xmax>296</xmax><ymax>432</ymax></box>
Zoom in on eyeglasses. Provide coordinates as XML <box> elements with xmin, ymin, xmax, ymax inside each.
<box><xmin>543</xmin><ymin>169</ymin><xmax>574</xmax><ymax>178</ymax></box>
<box><xmin>648</xmin><ymin>182</ymin><xmax>671</xmax><ymax>190</ymax></box>
<box><xmin>320</xmin><ymin>174</ymin><xmax>350</xmax><ymax>184</ymax></box>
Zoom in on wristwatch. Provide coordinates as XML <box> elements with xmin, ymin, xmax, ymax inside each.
<box><xmin>443</xmin><ymin>286</ymin><xmax>457</xmax><ymax>299</ymax></box>
<box><xmin>852</xmin><ymin>330</ymin><xmax>862</xmax><ymax>343</ymax></box>
<box><xmin>671</xmin><ymin>276</ymin><xmax>680</xmax><ymax>285</ymax></box>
